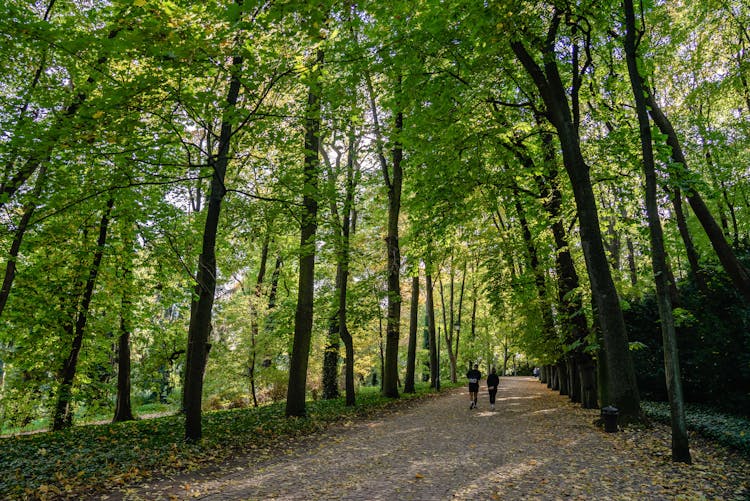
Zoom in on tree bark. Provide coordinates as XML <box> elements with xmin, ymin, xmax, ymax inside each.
<box><xmin>184</xmin><ymin>48</ymin><xmax>243</xmax><ymax>440</ymax></box>
<box><xmin>53</xmin><ymin>198</ymin><xmax>114</xmax><ymax>430</ymax></box>
<box><xmin>404</xmin><ymin>274</ymin><xmax>419</xmax><ymax>393</ymax></box>
<box><xmin>624</xmin><ymin>0</ymin><xmax>691</xmax><ymax>462</ymax></box>
<box><xmin>250</xmin><ymin>232</ymin><xmax>270</xmax><ymax>407</ymax></box>
<box><xmin>536</xmin><ymin>127</ymin><xmax>596</xmax><ymax>407</ymax></box>
<box><xmin>365</xmin><ymin>70</ymin><xmax>403</xmax><ymax>399</ymax></box>
<box><xmin>557</xmin><ymin>360</ymin><xmax>569</xmax><ymax>396</ymax></box>
<box><xmin>286</xmin><ymin>48</ymin><xmax>323</xmax><ymax>417</ymax></box>
<box><xmin>511</xmin><ymin>20</ymin><xmax>640</xmax><ymax>417</ymax></box>
<box><xmin>382</xmin><ymin>103</ymin><xmax>403</xmax><ymax>399</ymax></box>
<box><xmin>113</xmin><ymin>225</ymin><xmax>135</xmax><ymax>423</ymax></box>
<box><xmin>670</xmin><ymin>187</ymin><xmax>708</xmax><ymax>296</ymax></box>
<box><xmin>426</xmin><ymin>273</ymin><xmax>439</xmax><ymax>389</ymax></box>
<box><xmin>339</xmin><ymin>128</ymin><xmax>357</xmax><ymax>406</ymax></box>
<box><xmin>455</xmin><ymin>262</ymin><xmax>466</xmax><ymax>377</ymax></box>
<box><xmin>0</xmin><ymin>166</ymin><xmax>46</xmax><ymax>319</ymax></box>
<box><xmin>113</xmin><ymin>311</ymin><xmax>134</xmax><ymax>422</ymax></box>
<box><xmin>322</xmin><ymin>320</ymin><xmax>341</xmax><ymax>399</ymax></box>
<box><xmin>438</xmin><ymin>273</ymin><xmax>458</xmax><ymax>383</ymax></box>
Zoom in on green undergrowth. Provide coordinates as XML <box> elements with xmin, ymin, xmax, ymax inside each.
<box><xmin>0</xmin><ymin>382</ymin><xmax>459</xmax><ymax>500</ymax></box>
<box><xmin>642</xmin><ymin>401</ymin><xmax>750</xmax><ymax>457</ymax></box>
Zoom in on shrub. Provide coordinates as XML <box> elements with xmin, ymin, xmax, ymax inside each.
<box><xmin>623</xmin><ymin>266</ymin><xmax>750</xmax><ymax>416</ymax></box>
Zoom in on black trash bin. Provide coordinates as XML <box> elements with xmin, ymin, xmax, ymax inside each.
<box><xmin>601</xmin><ymin>405</ymin><xmax>619</xmax><ymax>433</ymax></box>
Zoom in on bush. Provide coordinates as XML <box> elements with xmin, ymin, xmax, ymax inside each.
<box><xmin>623</xmin><ymin>265</ymin><xmax>750</xmax><ymax>416</ymax></box>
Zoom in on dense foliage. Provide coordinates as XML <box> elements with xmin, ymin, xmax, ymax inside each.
<box><xmin>625</xmin><ymin>253</ymin><xmax>750</xmax><ymax>416</ymax></box>
<box><xmin>0</xmin><ymin>0</ymin><xmax>748</xmax><ymax>463</ymax></box>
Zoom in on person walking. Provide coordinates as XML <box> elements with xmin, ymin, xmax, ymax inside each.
<box><xmin>466</xmin><ymin>363</ymin><xmax>481</xmax><ymax>409</ymax></box>
<box><xmin>486</xmin><ymin>367</ymin><xmax>500</xmax><ymax>410</ymax></box>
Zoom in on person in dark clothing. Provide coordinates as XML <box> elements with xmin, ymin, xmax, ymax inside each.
<box><xmin>486</xmin><ymin>367</ymin><xmax>500</xmax><ymax>410</ymax></box>
<box><xmin>466</xmin><ymin>364</ymin><xmax>481</xmax><ymax>409</ymax></box>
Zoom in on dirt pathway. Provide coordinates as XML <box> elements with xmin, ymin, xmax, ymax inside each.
<box><xmin>110</xmin><ymin>377</ymin><xmax>750</xmax><ymax>500</ymax></box>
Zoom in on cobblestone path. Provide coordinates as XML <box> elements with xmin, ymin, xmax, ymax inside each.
<box><xmin>111</xmin><ymin>377</ymin><xmax>750</xmax><ymax>500</ymax></box>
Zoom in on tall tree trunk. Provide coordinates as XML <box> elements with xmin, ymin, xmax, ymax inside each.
<box><xmin>439</xmin><ymin>273</ymin><xmax>458</xmax><ymax>383</ymax></box>
<box><xmin>625</xmin><ymin>230</ymin><xmax>638</xmax><ymax>287</ymax></box>
<box><xmin>322</xmin><ymin>220</ymin><xmax>342</xmax><ymax>401</ymax></box>
<box><xmin>670</xmin><ymin>187</ymin><xmax>708</xmax><ymax>296</ymax></box>
<box><xmin>511</xmin><ymin>21</ymin><xmax>640</xmax><ymax>417</ymax></box>
<box><xmin>502</xmin><ymin>339</ymin><xmax>510</xmax><ymax>378</ymax></box>
<box><xmin>113</xmin><ymin>225</ymin><xmax>135</xmax><ymax>423</ymax></box>
<box><xmin>0</xmin><ymin>166</ymin><xmax>46</xmax><ymax>319</ymax></box>
<box><xmin>382</xmin><ymin>104</ymin><xmax>403</xmax><ymax>399</ymax></box>
<box><xmin>624</xmin><ymin>0</ymin><xmax>691</xmax><ymax>462</ymax></box>
<box><xmin>645</xmin><ymin>88</ymin><xmax>750</xmax><ymax>304</ymax></box>
<box><xmin>183</xmin><ymin>48</ymin><xmax>243</xmax><ymax>440</ymax></box>
<box><xmin>250</xmin><ymin>232</ymin><xmax>270</xmax><ymax>407</ymax></box>
<box><xmin>339</xmin><ymin>127</ymin><xmax>357</xmax><ymax>406</ymax></box>
<box><xmin>421</xmin><ymin>312</ymin><xmax>430</xmax><ymax>382</ymax></box>
<box><xmin>365</xmin><ymin>70</ymin><xmax>403</xmax><ymax>399</ymax></box>
<box><xmin>286</xmin><ymin>48</ymin><xmax>323</xmax><ymax>417</ymax></box>
<box><xmin>454</xmin><ymin>261</ymin><xmax>466</xmax><ymax>375</ymax></box>
<box><xmin>322</xmin><ymin>196</ymin><xmax>339</xmax><ymax>400</ymax></box>
<box><xmin>557</xmin><ymin>360</ymin><xmax>569</xmax><ymax>395</ymax></box>
<box><xmin>322</xmin><ymin>319</ymin><xmax>340</xmax><ymax>399</ymax></box>
<box><xmin>53</xmin><ymin>198</ymin><xmax>114</xmax><ymax>430</ymax></box>
<box><xmin>113</xmin><ymin>308</ymin><xmax>134</xmax><ymax>422</ymax></box>
<box><xmin>268</xmin><ymin>256</ymin><xmax>282</xmax><ymax>309</ymax></box>
<box><xmin>426</xmin><ymin>273</ymin><xmax>439</xmax><ymax>389</ymax></box>
<box><xmin>512</xmin><ymin>183</ymin><xmax>557</xmax><ymax>352</ymax></box>
<box><xmin>322</xmin><ymin>124</ymin><xmax>359</xmax><ymax>403</ymax></box>
<box><xmin>536</xmin><ymin>126</ymin><xmax>596</xmax><ymax>407</ymax></box>
<box><xmin>470</xmin><ymin>258</ymin><xmax>479</xmax><ymax>350</ymax></box>
<box><xmin>404</xmin><ymin>274</ymin><xmax>419</xmax><ymax>393</ymax></box>
<box><xmin>378</xmin><ymin>316</ymin><xmax>384</xmax><ymax>390</ymax></box>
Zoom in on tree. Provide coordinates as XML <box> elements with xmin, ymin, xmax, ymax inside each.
<box><xmin>365</xmin><ymin>70</ymin><xmax>404</xmax><ymax>399</ymax></box>
<box><xmin>623</xmin><ymin>0</ymin><xmax>690</xmax><ymax>462</ymax></box>
<box><xmin>113</xmin><ymin>219</ymin><xmax>135</xmax><ymax>423</ymax></box>
<box><xmin>53</xmin><ymin>198</ymin><xmax>114</xmax><ymax>430</ymax></box>
<box><xmin>322</xmin><ymin>124</ymin><xmax>360</xmax><ymax>406</ymax></box>
<box><xmin>183</xmin><ymin>18</ymin><xmax>245</xmax><ymax>441</ymax></box>
<box><xmin>404</xmin><ymin>273</ymin><xmax>420</xmax><ymax>393</ymax></box>
<box><xmin>425</xmin><ymin>271</ymin><xmax>439</xmax><ymax>390</ymax></box>
<box><xmin>286</xmin><ymin>46</ymin><xmax>324</xmax><ymax>418</ymax></box>
<box><xmin>508</xmin><ymin>5</ymin><xmax>640</xmax><ymax>418</ymax></box>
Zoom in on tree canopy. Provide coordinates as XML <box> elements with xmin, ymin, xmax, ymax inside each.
<box><xmin>1</xmin><ymin>0</ymin><xmax>749</xmax><ymax>461</ymax></box>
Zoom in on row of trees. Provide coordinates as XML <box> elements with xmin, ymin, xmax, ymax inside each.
<box><xmin>2</xmin><ymin>0</ymin><xmax>749</xmax><ymax>463</ymax></box>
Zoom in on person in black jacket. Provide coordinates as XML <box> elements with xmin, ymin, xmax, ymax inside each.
<box><xmin>486</xmin><ymin>367</ymin><xmax>500</xmax><ymax>410</ymax></box>
<box><xmin>466</xmin><ymin>364</ymin><xmax>481</xmax><ymax>409</ymax></box>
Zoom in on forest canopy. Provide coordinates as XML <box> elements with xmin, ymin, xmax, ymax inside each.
<box><xmin>1</xmin><ymin>0</ymin><xmax>749</xmax><ymax>447</ymax></box>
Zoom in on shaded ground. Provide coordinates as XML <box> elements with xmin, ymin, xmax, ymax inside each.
<box><xmin>105</xmin><ymin>377</ymin><xmax>750</xmax><ymax>500</ymax></box>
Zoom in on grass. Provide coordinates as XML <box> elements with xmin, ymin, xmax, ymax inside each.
<box><xmin>641</xmin><ymin>400</ymin><xmax>750</xmax><ymax>457</ymax></box>
<box><xmin>0</xmin><ymin>382</ymin><xmax>458</xmax><ymax>500</ymax></box>
<box><xmin>0</xmin><ymin>402</ymin><xmax>179</xmax><ymax>437</ymax></box>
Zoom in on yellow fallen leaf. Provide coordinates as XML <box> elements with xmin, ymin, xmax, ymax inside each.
<box><xmin>415</xmin><ymin>473</ymin><xmax>424</xmax><ymax>479</ymax></box>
